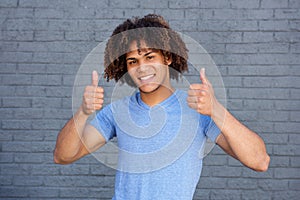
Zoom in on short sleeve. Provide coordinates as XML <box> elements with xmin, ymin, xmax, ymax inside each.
<box><xmin>201</xmin><ymin>115</ymin><xmax>221</xmax><ymax>143</ymax></box>
<box><xmin>89</xmin><ymin>105</ymin><xmax>116</xmax><ymax>142</ymax></box>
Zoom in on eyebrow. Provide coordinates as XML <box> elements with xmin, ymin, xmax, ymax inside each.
<box><xmin>126</xmin><ymin>50</ymin><xmax>155</xmax><ymax>61</ymax></box>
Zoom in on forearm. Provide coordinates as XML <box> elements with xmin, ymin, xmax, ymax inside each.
<box><xmin>212</xmin><ymin>102</ymin><xmax>270</xmax><ymax>171</ymax></box>
<box><xmin>54</xmin><ymin>106</ymin><xmax>89</xmax><ymax>164</ymax></box>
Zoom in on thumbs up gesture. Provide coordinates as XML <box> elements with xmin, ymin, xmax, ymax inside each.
<box><xmin>81</xmin><ymin>70</ymin><xmax>104</xmax><ymax>115</ymax></box>
<box><xmin>187</xmin><ymin>68</ymin><xmax>217</xmax><ymax>116</ymax></box>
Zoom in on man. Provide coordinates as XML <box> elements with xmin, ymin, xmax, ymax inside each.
<box><xmin>54</xmin><ymin>14</ymin><xmax>270</xmax><ymax>199</ymax></box>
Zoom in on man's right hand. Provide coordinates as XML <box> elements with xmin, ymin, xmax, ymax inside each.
<box><xmin>81</xmin><ymin>70</ymin><xmax>104</xmax><ymax>115</ymax></box>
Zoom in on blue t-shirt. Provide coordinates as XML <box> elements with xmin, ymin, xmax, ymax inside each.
<box><xmin>90</xmin><ymin>90</ymin><xmax>221</xmax><ymax>200</ymax></box>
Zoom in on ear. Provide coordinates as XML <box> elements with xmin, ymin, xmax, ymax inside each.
<box><xmin>165</xmin><ymin>53</ymin><xmax>172</xmax><ymax>66</ymax></box>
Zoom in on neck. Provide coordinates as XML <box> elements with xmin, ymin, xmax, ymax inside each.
<box><xmin>140</xmin><ymin>85</ymin><xmax>175</xmax><ymax>107</ymax></box>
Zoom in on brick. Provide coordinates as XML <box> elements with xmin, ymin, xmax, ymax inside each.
<box><xmin>32</xmin><ymin>52</ymin><xmax>81</xmax><ymax>64</ymax></box>
<box><xmin>243</xmin><ymin>99</ymin><xmax>275</xmax><ymax>110</ymax></box>
<box><xmin>90</xmin><ymin>164</ymin><xmax>116</xmax><ymax>176</ymax></box>
<box><xmin>1</xmin><ymin>30</ymin><xmax>34</xmax><ymax>41</ymax></box>
<box><xmin>290</xmin><ymin>111</ymin><xmax>300</xmax><ymax>122</ymax></box>
<box><xmin>274</xmin><ymin>122</ymin><xmax>300</xmax><ymax>133</ymax></box>
<box><xmin>2</xmin><ymin>97</ymin><xmax>32</xmax><ymax>108</ymax></box>
<box><xmin>0</xmin><ymin>52</ymin><xmax>33</xmax><ymax>63</ymax></box>
<box><xmin>79</xmin><ymin>0</ymin><xmax>108</xmax><ymax>8</ymax></box>
<box><xmin>275</xmin><ymin>168</ymin><xmax>300</xmax><ymax>178</ymax></box>
<box><xmin>32</xmin><ymin>120</ymin><xmax>63</xmax><ymax>130</ymax></box>
<box><xmin>275</xmin><ymin>100</ymin><xmax>300</xmax><ymax>110</ymax></box>
<box><xmin>210</xmin><ymin>189</ymin><xmax>242</xmax><ymax>200</ymax></box>
<box><xmin>14</xmin><ymin>152</ymin><xmax>45</xmax><ymax>163</ymax></box>
<box><xmin>269</xmin><ymin>156</ymin><xmax>289</xmax><ymax>167</ymax></box>
<box><xmin>243</xmin><ymin>32</ymin><xmax>274</xmax><ymax>43</ymax></box>
<box><xmin>197</xmin><ymin>177</ymin><xmax>227</xmax><ymax>189</ymax></box>
<box><xmin>32</xmin><ymin>74</ymin><xmax>62</xmax><ymax>86</ymax></box>
<box><xmin>32</xmin><ymin>97</ymin><xmax>61</xmax><ymax>108</ymax></box>
<box><xmin>261</xmin><ymin>0</ymin><xmax>288</xmax><ymax>8</ymax></box>
<box><xmin>18</xmin><ymin>64</ymin><xmax>47</xmax><ymax>74</ymax></box>
<box><xmin>0</xmin><ymin>63</ymin><xmax>17</xmax><ymax>73</ymax></box>
<box><xmin>16</xmin><ymin>86</ymin><xmax>47</xmax><ymax>97</ymax></box>
<box><xmin>272</xmin><ymin>191</ymin><xmax>299</xmax><ymax>200</ymax></box>
<box><xmin>228</xmin><ymin>178</ymin><xmax>258</xmax><ymax>189</ymax></box>
<box><xmin>46</xmin><ymin>86</ymin><xmax>72</xmax><ymax>97</ymax></box>
<box><xmin>59</xmin><ymin>187</ymin><xmax>112</xmax><ymax>198</ymax></box>
<box><xmin>289</xmin><ymin>134</ymin><xmax>300</xmax><ymax>144</ymax></box>
<box><xmin>4</xmin><ymin>19</ymin><xmax>48</xmax><ymax>31</ymax></box>
<box><xmin>242</xmin><ymin>190</ymin><xmax>272</xmax><ymax>200</ymax></box>
<box><xmin>229</xmin><ymin>88</ymin><xmax>290</xmax><ymax>100</ymax></box>
<box><xmin>65</xmin><ymin>31</ymin><xmax>95</xmax><ymax>41</ymax></box>
<box><xmin>0</xmin><ymin>164</ymin><xmax>32</xmax><ymax>175</ymax></box>
<box><xmin>289</xmin><ymin>0</ymin><xmax>300</xmax><ymax>8</ymax></box>
<box><xmin>242</xmin><ymin>167</ymin><xmax>273</xmax><ymax>178</ymax></box>
<box><xmin>13</xmin><ymin>176</ymin><xmax>43</xmax><ymax>186</ymax></box>
<box><xmin>1</xmin><ymin>74</ymin><xmax>32</xmax><ymax>85</ymax></box>
<box><xmin>291</xmin><ymin>43</ymin><xmax>300</xmax><ymax>53</ymax></box>
<box><xmin>214</xmin><ymin>9</ymin><xmax>273</xmax><ymax>20</ymax></box>
<box><xmin>228</xmin><ymin>65</ymin><xmax>291</xmax><ymax>76</ymax></box>
<box><xmin>31</xmin><ymin>164</ymin><xmax>60</xmax><ymax>175</ymax></box>
<box><xmin>19</xmin><ymin>0</ymin><xmax>79</xmax><ymax>8</ymax></box>
<box><xmin>275</xmin><ymin>32</ymin><xmax>300</xmax><ymax>42</ymax></box>
<box><xmin>0</xmin><ymin>130</ymin><xmax>13</xmax><ymax>141</ymax></box>
<box><xmin>169</xmin><ymin>20</ymin><xmax>198</xmax><ymax>31</ymax></box>
<box><xmin>140</xmin><ymin>0</ymin><xmax>168</xmax><ymax>8</ymax></box>
<box><xmin>290</xmin><ymin>20</ymin><xmax>300</xmax><ymax>31</ymax></box>
<box><xmin>34</xmin><ymin>31</ymin><xmax>64</xmax><ymax>41</ymax></box>
<box><xmin>0</xmin><ymin>187</ymin><xmax>28</xmax><ymax>197</ymax></box>
<box><xmin>203</xmin><ymin>154</ymin><xmax>227</xmax><ymax>166</ymax></box>
<box><xmin>289</xmin><ymin>180</ymin><xmax>300</xmax><ymax>190</ymax></box>
<box><xmin>230</xmin><ymin>0</ymin><xmax>260</xmax><ymax>8</ymax></box>
<box><xmin>0</xmin><ymin>153</ymin><xmax>14</xmax><ymax>163</ymax></box>
<box><xmin>290</xmin><ymin>157</ymin><xmax>300</xmax><ymax>167</ymax></box>
<box><xmin>290</xmin><ymin>88</ymin><xmax>300</xmax><ymax>99</ymax></box>
<box><xmin>28</xmin><ymin>187</ymin><xmax>60</xmax><ymax>198</ymax></box>
<box><xmin>34</xmin><ymin>8</ymin><xmax>64</xmax><ymax>18</ymax></box>
<box><xmin>200</xmin><ymin>0</ymin><xmax>230</xmax><ymax>8</ymax></box>
<box><xmin>155</xmin><ymin>9</ymin><xmax>185</xmax><ymax>19</ymax></box>
<box><xmin>263</xmin><ymin>133</ymin><xmax>289</xmax><ymax>144</ymax></box>
<box><xmin>43</xmin><ymin>108</ymin><xmax>72</xmax><ymax>119</ymax></box>
<box><xmin>60</xmin><ymin>164</ymin><xmax>90</xmax><ymax>175</ymax></box>
<box><xmin>198</xmin><ymin>20</ymin><xmax>258</xmax><ymax>31</ymax></box>
<box><xmin>0</xmin><ymin>0</ymin><xmax>18</xmax><ymax>7</ymax></box>
<box><xmin>169</xmin><ymin>0</ymin><xmax>200</xmax><ymax>9</ymax></box>
<box><xmin>0</xmin><ymin>176</ymin><xmax>13</xmax><ymax>186</ymax></box>
<box><xmin>2</xmin><ymin>120</ymin><xmax>31</xmax><ymax>130</ymax></box>
<box><xmin>275</xmin><ymin>9</ymin><xmax>300</xmax><ymax>19</ymax></box>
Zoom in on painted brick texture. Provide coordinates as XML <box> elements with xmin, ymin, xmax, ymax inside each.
<box><xmin>0</xmin><ymin>0</ymin><xmax>299</xmax><ymax>199</ymax></box>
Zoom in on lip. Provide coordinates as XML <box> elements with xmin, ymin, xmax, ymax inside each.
<box><xmin>138</xmin><ymin>74</ymin><xmax>156</xmax><ymax>84</ymax></box>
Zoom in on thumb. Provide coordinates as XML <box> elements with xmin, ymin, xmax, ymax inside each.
<box><xmin>92</xmin><ymin>70</ymin><xmax>98</xmax><ymax>86</ymax></box>
<box><xmin>200</xmin><ymin>68</ymin><xmax>208</xmax><ymax>85</ymax></box>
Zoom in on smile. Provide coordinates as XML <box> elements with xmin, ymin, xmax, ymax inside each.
<box><xmin>139</xmin><ymin>74</ymin><xmax>155</xmax><ymax>81</ymax></box>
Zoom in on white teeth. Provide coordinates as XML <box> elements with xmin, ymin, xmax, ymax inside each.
<box><xmin>140</xmin><ymin>74</ymin><xmax>154</xmax><ymax>81</ymax></box>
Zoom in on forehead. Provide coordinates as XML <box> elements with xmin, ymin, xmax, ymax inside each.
<box><xmin>126</xmin><ymin>40</ymin><xmax>159</xmax><ymax>57</ymax></box>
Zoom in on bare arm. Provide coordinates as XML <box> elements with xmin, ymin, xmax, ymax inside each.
<box><xmin>187</xmin><ymin>68</ymin><xmax>270</xmax><ymax>172</ymax></box>
<box><xmin>54</xmin><ymin>71</ymin><xmax>106</xmax><ymax>164</ymax></box>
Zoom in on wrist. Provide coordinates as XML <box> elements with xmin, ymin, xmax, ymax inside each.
<box><xmin>211</xmin><ymin>101</ymin><xmax>227</xmax><ymax>131</ymax></box>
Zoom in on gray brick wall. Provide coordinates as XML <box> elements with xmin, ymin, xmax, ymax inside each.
<box><xmin>0</xmin><ymin>0</ymin><xmax>299</xmax><ymax>199</ymax></box>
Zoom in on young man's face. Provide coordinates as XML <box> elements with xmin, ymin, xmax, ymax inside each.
<box><xmin>126</xmin><ymin>40</ymin><xmax>172</xmax><ymax>94</ymax></box>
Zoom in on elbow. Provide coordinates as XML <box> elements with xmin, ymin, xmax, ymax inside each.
<box><xmin>53</xmin><ymin>150</ymin><xmax>73</xmax><ymax>165</ymax></box>
<box><xmin>254</xmin><ymin>154</ymin><xmax>270</xmax><ymax>172</ymax></box>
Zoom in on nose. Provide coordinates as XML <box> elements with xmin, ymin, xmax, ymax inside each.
<box><xmin>136</xmin><ymin>63</ymin><xmax>149</xmax><ymax>73</ymax></box>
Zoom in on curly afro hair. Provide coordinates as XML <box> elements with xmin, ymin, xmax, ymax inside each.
<box><xmin>104</xmin><ymin>14</ymin><xmax>189</xmax><ymax>86</ymax></box>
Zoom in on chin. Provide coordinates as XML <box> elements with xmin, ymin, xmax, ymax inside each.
<box><xmin>139</xmin><ymin>83</ymin><xmax>160</xmax><ymax>94</ymax></box>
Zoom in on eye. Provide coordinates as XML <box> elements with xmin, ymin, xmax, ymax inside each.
<box><xmin>146</xmin><ymin>55</ymin><xmax>154</xmax><ymax>60</ymax></box>
<box><xmin>127</xmin><ymin>60</ymin><xmax>137</xmax><ymax>65</ymax></box>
